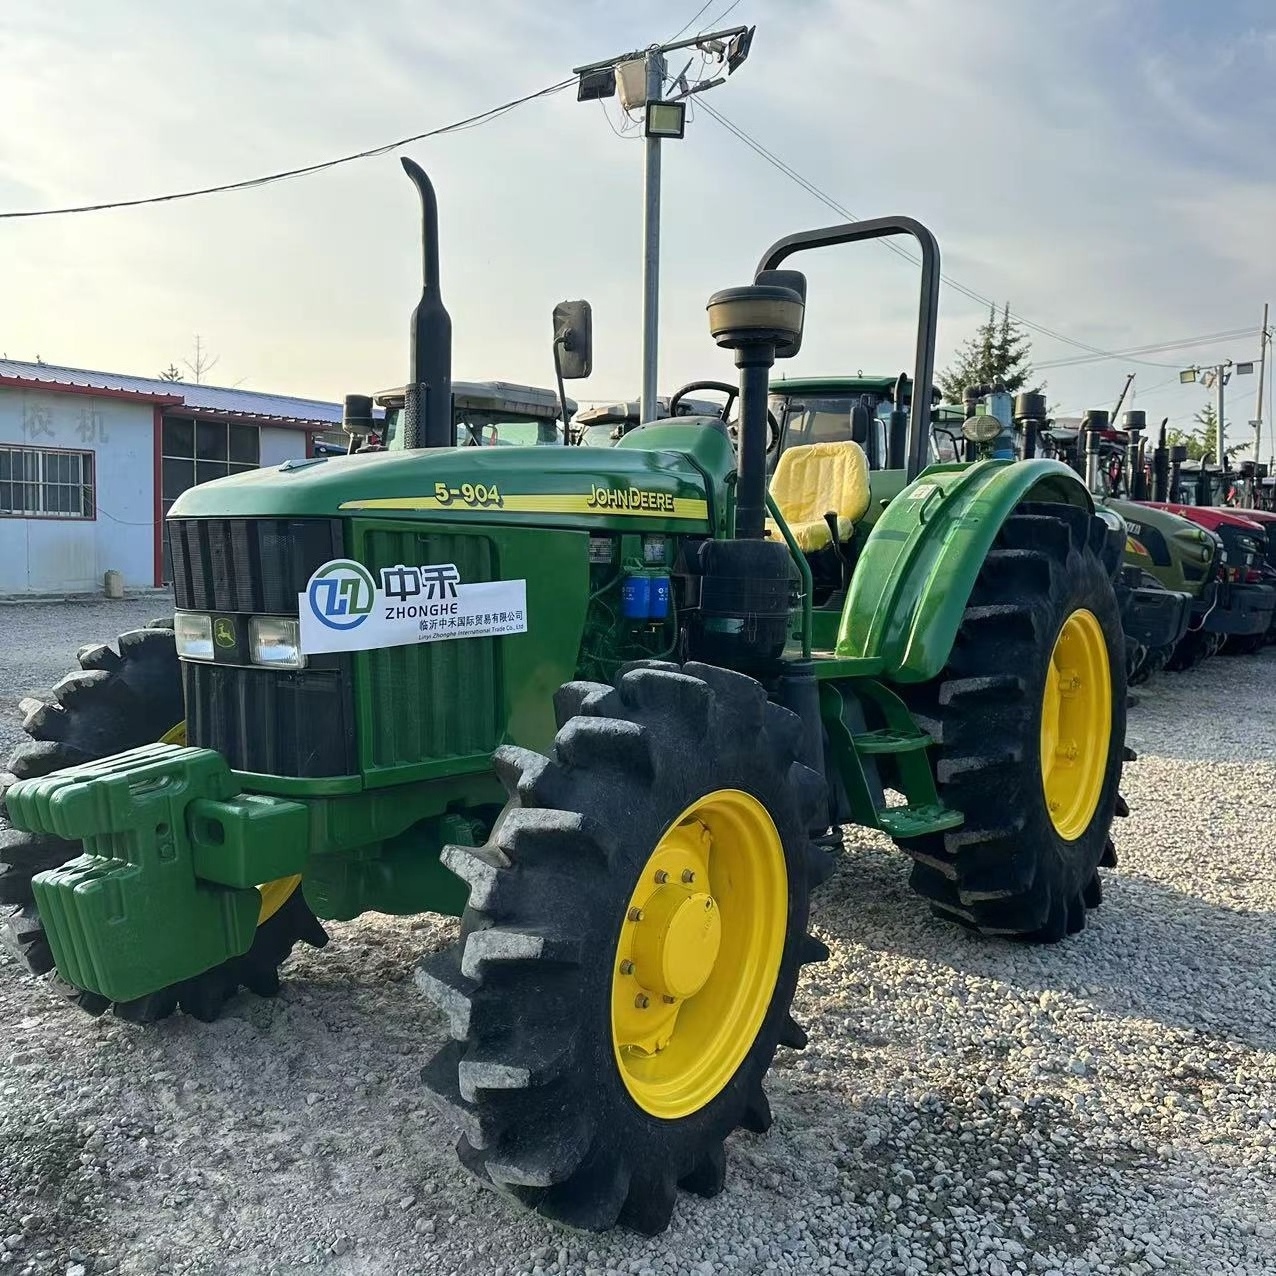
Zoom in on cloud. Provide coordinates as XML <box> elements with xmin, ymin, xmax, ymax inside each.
<box><xmin>0</xmin><ymin>0</ymin><xmax>1271</xmax><ymax>447</ymax></box>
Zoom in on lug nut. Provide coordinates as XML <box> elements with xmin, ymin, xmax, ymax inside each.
<box><xmin>662</xmin><ymin>994</ymin><xmax>677</xmax><ymax>1004</ymax></box>
<box><xmin>634</xmin><ymin>994</ymin><xmax>650</xmax><ymax>1009</ymax></box>
<box><xmin>628</xmin><ymin>907</ymin><xmax>644</xmax><ymax>922</ymax></box>
<box><xmin>654</xmin><ymin>870</ymin><xmax>668</xmax><ymax>883</ymax></box>
<box><xmin>681</xmin><ymin>869</ymin><xmax>696</xmax><ymax>884</ymax></box>
<box><xmin>619</xmin><ymin>960</ymin><xmax>635</xmax><ymax>975</ymax></box>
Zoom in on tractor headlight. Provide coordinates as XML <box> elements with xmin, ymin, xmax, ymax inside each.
<box><xmin>249</xmin><ymin>616</ymin><xmax>306</xmax><ymax>669</ymax></box>
<box><xmin>961</xmin><ymin>415</ymin><xmax>1002</xmax><ymax>443</ymax></box>
<box><xmin>174</xmin><ymin>613</ymin><xmax>214</xmax><ymax>661</ymax></box>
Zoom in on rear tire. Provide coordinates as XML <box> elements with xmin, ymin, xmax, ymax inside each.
<box><xmin>416</xmin><ymin>661</ymin><xmax>829</xmax><ymax>1233</ymax></box>
<box><xmin>893</xmin><ymin>504</ymin><xmax>1128</xmax><ymax>942</ymax></box>
<box><xmin>1</xmin><ymin>625</ymin><xmax>328</xmax><ymax>1021</ymax></box>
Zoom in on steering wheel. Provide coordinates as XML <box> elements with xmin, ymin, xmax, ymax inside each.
<box><xmin>668</xmin><ymin>380</ymin><xmax>780</xmax><ymax>453</ymax></box>
<box><xmin>669</xmin><ymin>380</ymin><xmax>738</xmax><ymax>420</ymax></box>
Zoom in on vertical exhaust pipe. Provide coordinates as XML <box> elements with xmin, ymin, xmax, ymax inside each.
<box><xmin>1123</xmin><ymin>410</ymin><xmax>1146</xmax><ymax>499</ymax></box>
<box><xmin>1151</xmin><ymin>419</ymin><xmax>1170</xmax><ymax>502</ymax></box>
<box><xmin>400</xmin><ymin>158</ymin><xmax>453</xmax><ymax>449</ymax></box>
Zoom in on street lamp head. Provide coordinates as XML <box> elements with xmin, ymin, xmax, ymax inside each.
<box><xmin>576</xmin><ymin>67</ymin><xmax>616</xmax><ymax>101</ymax></box>
<box><xmin>726</xmin><ymin>26</ymin><xmax>755</xmax><ymax>74</ymax></box>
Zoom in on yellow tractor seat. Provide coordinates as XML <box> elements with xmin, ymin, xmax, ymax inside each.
<box><xmin>766</xmin><ymin>440</ymin><xmax>871</xmax><ymax>553</ymax></box>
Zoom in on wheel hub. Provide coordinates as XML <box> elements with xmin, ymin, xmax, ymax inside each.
<box><xmin>610</xmin><ymin>789</ymin><xmax>788</xmax><ymax>1120</ymax></box>
<box><xmin>1040</xmin><ymin>609</ymin><xmax>1112</xmax><ymax>840</ymax></box>
<box><xmin>631</xmin><ymin>886</ymin><xmax>722</xmax><ymax>1001</ymax></box>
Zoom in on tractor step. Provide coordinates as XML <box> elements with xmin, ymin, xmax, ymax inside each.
<box><xmin>877</xmin><ymin>802</ymin><xmax>964</xmax><ymax>840</ymax></box>
<box><xmin>851</xmin><ymin>727</ymin><xmax>933</xmax><ymax>755</ymax></box>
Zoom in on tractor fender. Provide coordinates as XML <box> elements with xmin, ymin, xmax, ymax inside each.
<box><xmin>836</xmin><ymin>458</ymin><xmax>1093</xmax><ymax>684</ymax></box>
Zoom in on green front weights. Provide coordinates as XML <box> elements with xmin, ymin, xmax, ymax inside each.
<box><xmin>5</xmin><ymin>743</ymin><xmax>310</xmax><ymax>1002</ymax></box>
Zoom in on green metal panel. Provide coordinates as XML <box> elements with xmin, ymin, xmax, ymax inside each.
<box><xmin>836</xmin><ymin>458</ymin><xmax>1092</xmax><ymax>684</ymax></box>
<box><xmin>352</xmin><ymin>525</ymin><xmax>504</xmax><ymax>774</ymax></box>
<box><xmin>348</xmin><ymin>519</ymin><xmax>592</xmax><ymax>779</ymax></box>
<box><xmin>169</xmin><ymin>444</ymin><xmax>716</xmax><ymax>536</ymax></box>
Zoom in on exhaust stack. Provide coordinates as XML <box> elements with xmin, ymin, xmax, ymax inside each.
<box><xmin>1151</xmin><ymin>419</ymin><xmax>1170</xmax><ymax>502</ymax></box>
<box><xmin>400</xmin><ymin>158</ymin><xmax>453</xmax><ymax>449</ymax></box>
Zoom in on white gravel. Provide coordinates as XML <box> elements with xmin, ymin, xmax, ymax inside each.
<box><xmin>2</xmin><ymin>602</ymin><xmax>1274</xmax><ymax>1275</ymax></box>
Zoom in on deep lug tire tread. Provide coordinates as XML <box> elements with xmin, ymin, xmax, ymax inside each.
<box><xmin>417</xmin><ymin>661</ymin><xmax>828</xmax><ymax>1233</ymax></box>
<box><xmin>0</xmin><ymin>626</ymin><xmax>327</xmax><ymax>1021</ymax></box>
<box><xmin>893</xmin><ymin>504</ymin><xmax>1129</xmax><ymax>942</ymax></box>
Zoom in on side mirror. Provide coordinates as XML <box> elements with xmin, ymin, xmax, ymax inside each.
<box><xmin>753</xmin><ymin>269</ymin><xmax>806</xmax><ymax>359</ymax></box>
<box><xmin>553</xmin><ymin>300</ymin><xmax>593</xmax><ymax>379</ymax></box>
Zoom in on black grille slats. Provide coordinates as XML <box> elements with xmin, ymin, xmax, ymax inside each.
<box><xmin>168</xmin><ymin>517</ymin><xmax>342</xmax><ymax>614</ymax></box>
<box><xmin>182</xmin><ymin>663</ymin><xmax>356</xmax><ymax>777</ymax></box>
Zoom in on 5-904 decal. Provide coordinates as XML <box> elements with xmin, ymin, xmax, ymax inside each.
<box><xmin>339</xmin><ymin>485</ymin><xmax>709</xmax><ymax>520</ymax></box>
<box><xmin>299</xmin><ymin>558</ymin><xmax>527</xmax><ymax>655</ymax></box>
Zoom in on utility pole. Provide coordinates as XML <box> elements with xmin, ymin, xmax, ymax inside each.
<box><xmin>1254</xmin><ymin>302</ymin><xmax>1269</xmax><ymax>468</ymax></box>
<box><xmin>573</xmin><ymin>25</ymin><xmax>755</xmax><ymax>424</ymax></box>
<box><xmin>1216</xmin><ymin>362</ymin><xmax>1226</xmax><ymax>462</ymax></box>
<box><xmin>640</xmin><ymin>50</ymin><xmax>665</xmax><ymax>424</ymax></box>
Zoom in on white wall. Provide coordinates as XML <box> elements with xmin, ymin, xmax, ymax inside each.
<box><xmin>0</xmin><ymin>387</ymin><xmax>154</xmax><ymax>595</ymax></box>
<box><xmin>259</xmin><ymin>426</ymin><xmax>309</xmax><ymax>468</ymax></box>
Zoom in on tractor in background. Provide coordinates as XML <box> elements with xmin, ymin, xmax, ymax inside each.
<box><xmin>2</xmin><ymin>160</ymin><xmax>1129</xmax><ymax>1234</ymax></box>
<box><xmin>1081</xmin><ymin>416</ymin><xmax>1276</xmax><ymax>658</ymax></box>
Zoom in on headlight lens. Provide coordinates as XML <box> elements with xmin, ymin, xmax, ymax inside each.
<box><xmin>249</xmin><ymin>616</ymin><xmax>306</xmax><ymax>669</ymax></box>
<box><xmin>174</xmin><ymin>612</ymin><xmax>214</xmax><ymax>661</ymax></box>
<box><xmin>961</xmin><ymin>415</ymin><xmax>1002</xmax><ymax>443</ymax></box>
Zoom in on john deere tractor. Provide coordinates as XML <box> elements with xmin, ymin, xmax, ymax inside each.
<box><xmin>1</xmin><ymin>160</ymin><xmax>1129</xmax><ymax>1234</ymax></box>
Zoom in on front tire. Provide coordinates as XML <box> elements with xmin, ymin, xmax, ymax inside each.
<box><xmin>894</xmin><ymin>504</ymin><xmax>1128</xmax><ymax>942</ymax></box>
<box><xmin>417</xmin><ymin>662</ymin><xmax>829</xmax><ymax>1233</ymax></box>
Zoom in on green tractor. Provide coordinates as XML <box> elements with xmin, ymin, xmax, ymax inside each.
<box><xmin>1</xmin><ymin>160</ymin><xmax>1129</xmax><ymax>1233</ymax></box>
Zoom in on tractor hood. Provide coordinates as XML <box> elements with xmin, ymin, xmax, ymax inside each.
<box><xmin>169</xmin><ymin>443</ymin><xmax>722</xmax><ymax>532</ymax></box>
<box><xmin>1104</xmin><ymin>497</ymin><xmax>1218</xmax><ymax>577</ymax></box>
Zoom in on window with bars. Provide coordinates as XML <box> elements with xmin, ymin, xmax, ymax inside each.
<box><xmin>0</xmin><ymin>446</ymin><xmax>95</xmax><ymax>518</ymax></box>
<box><xmin>161</xmin><ymin>417</ymin><xmax>261</xmax><ymax>582</ymax></box>
<box><xmin>161</xmin><ymin>417</ymin><xmax>260</xmax><ymax>517</ymax></box>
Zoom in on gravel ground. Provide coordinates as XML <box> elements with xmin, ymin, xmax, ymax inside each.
<box><xmin>1</xmin><ymin>600</ymin><xmax>1274</xmax><ymax>1276</ymax></box>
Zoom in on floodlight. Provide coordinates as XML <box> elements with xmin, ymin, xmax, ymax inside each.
<box><xmin>726</xmin><ymin>26</ymin><xmax>755</xmax><ymax>74</ymax></box>
<box><xmin>645</xmin><ymin>101</ymin><xmax>686</xmax><ymax>139</ymax></box>
<box><xmin>1179</xmin><ymin>368</ymin><xmax>1197</xmax><ymax>384</ymax></box>
<box><xmin>577</xmin><ymin>67</ymin><xmax>616</xmax><ymax>101</ymax></box>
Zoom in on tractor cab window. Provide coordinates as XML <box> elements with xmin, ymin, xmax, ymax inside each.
<box><xmin>382</xmin><ymin>407</ymin><xmax>402</xmax><ymax>449</ymax></box>
<box><xmin>773</xmin><ymin>394</ymin><xmax>888</xmax><ymax>464</ymax></box>
<box><xmin>456</xmin><ymin>412</ymin><xmax>564</xmax><ymax>446</ymax></box>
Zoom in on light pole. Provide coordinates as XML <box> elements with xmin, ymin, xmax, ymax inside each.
<box><xmin>574</xmin><ymin>26</ymin><xmax>755</xmax><ymax>424</ymax></box>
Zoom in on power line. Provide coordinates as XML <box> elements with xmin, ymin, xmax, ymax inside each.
<box><xmin>0</xmin><ymin>78</ymin><xmax>576</xmax><ymax>219</ymax></box>
<box><xmin>697</xmin><ymin>99</ymin><xmax>1232</xmax><ymax>370</ymax></box>
<box><xmin>668</xmin><ymin>0</ymin><xmax>720</xmax><ymax>41</ymax></box>
<box><xmin>1037</xmin><ymin>328</ymin><xmax>1257</xmax><ymax>370</ymax></box>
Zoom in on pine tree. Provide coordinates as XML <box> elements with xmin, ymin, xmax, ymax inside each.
<box><xmin>1191</xmin><ymin>401</ymin><xmax>1250</xmax><ymax>462</ymax></box>
<box><xmin>938</xmin><ymin>302</ymin><xmax>1039</xmax><ymax>404</ymax></box>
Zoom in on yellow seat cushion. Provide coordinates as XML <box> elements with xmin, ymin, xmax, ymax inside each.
<box><xmin>766</xmin><ymin>441</ymin><xmax>871</xmax><ymax>552</ymax></box>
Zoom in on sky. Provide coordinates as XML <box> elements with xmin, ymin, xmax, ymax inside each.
<box><xmin>2</xmin><ymin>0</ymin><xmax>1275</xmax><ymax>456</ymax></box>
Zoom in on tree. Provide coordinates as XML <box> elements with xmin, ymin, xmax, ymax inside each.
<box><xmin>160</xmin><ymin>335</ymin><xmax>220</xmax><ymax>385</ymax></box>
<box><xmin>1188</xmin><ymin>401</ymin><xmax>1250</xmax><ymax>462</ymax></box>
<box><xmin>938</xmin><ymin>302</ymin><xmax>1039</xmax><ymax>404</ymax></box>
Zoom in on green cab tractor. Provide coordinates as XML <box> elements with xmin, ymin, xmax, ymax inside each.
<box><xmin>1</xmin><ymin>160</ymin><xmax>1129</xmax><ymax>1234</ymax></box>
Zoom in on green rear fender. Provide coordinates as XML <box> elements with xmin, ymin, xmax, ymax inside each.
<box><xmin>837</xmin><ymin>459</ymin><xmax>1093</xmax><ymax>684</ymax></box>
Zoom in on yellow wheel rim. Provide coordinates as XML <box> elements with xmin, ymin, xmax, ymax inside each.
<box><xmin>1040</xmin><ymin>609</ymin><xmax>1112</xmax><ymax>841</ymax></box>
<box><xmin>611</xmin><ymin>789</ymin><xmax>787</xmax><ymax>1119</ymax></box>
<box><xmin>158</xmin><ymin>721</ymin><xmax>301</xmax><ymax>925</ymax></box>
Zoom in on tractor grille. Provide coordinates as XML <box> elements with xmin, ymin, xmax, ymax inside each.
<box><xmin>168</xmin><ymin>517</ymin><xmax>342</xmax><ymax>614</ymax></box>
<box><xmin>355</xmin><ymin>527</ymin><xmax>504</xmax><ymax>768</ymax></box>
<box><xmin>168</xmin><ymin>516</ymin><xmax>355</xmax><ymax>778</ymax></box>
<box><xmin>181</xmin><ymin>662</ymin><xmax>356</xmax><ymax>777</ymax></box>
